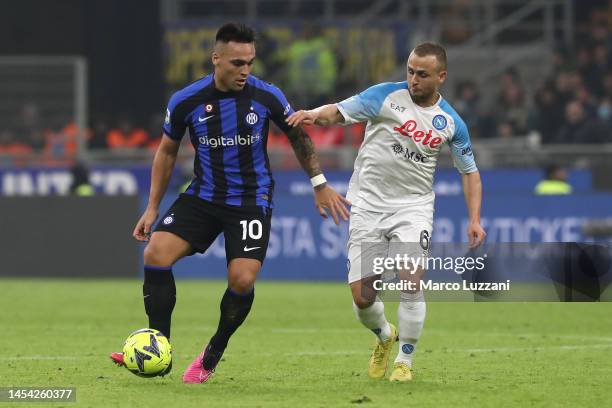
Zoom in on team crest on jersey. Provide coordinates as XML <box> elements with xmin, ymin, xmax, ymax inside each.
<box><xmin>205</xmin><ymin>104</ymin><xmax>213</xmax><ymax>112</ymax></box>
<box><xmin>432</xmin><ymin>114</ymin><xmax>447</xmax><ymax>130</ymax></box>
<box><xmin>245</xmin><ymin>112</ymin><xmax>259</xmax><ymax>125</ymax></box>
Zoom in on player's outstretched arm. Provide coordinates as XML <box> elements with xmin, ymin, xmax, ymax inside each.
<box><xmin>285</xmin><ymin>126</ymin><xmax>350</xmax><ymax>225</ymax></box>
<box><xmin>133</xmin><ymin>135</ymin><xmax>180</xmax><ymax>241</ymax></box>
<box><xmin>286</xmin><ymin>104</ymin><xmax>344</xmax><ymax>127</ymax></box>
<box><xmin>461</xmin><ymin>171</ymin><xmax>486</xmax><ymax>248</ymax></box>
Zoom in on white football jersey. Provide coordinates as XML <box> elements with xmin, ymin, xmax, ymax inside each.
<box><xmin>337</xmin><ymin>81</ymin><xmax>477</xmax><ymax>212</ymax></box>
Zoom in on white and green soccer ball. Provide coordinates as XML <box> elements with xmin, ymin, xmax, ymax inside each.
<box><xmin>122</xmin><ymin>328</ymin><xmax>172</xmax><ymax>377</ymax></box>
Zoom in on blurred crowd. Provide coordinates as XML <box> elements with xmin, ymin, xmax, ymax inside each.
<box><xmin>0</xmin><ymin>105</ymin><xmax>166</xmax><ymax>161</ymax></box>
<box><xmin>454</xmin><ymin>5</ymin><xmax>612</xmax><ymax>143</ymax></box>
<box><xmin>3</xmin><ymin>3</ymin><xmax>612</xmax><ymax>157</ymax></box>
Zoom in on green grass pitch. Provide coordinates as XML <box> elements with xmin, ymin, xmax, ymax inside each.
<box><xmin>1</xmin><ymin>279</ymin><xmax>611</xmax><ymax>407</ymax></box>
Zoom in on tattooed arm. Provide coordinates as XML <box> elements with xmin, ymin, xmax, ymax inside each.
<box><xmin>286</xmin><ymin>126</ymin><xmax>324</xmax><ymax>186</ymax></box>
<box><xmin>285</xmin><ymin>126</ymin><xmax>350</xmax><ymax>224</ymax></box>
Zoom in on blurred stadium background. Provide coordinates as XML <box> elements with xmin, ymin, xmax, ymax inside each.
<box><xmin>1</xmin><ymin>0</ymin><xmax>611</xmax><ymax>279</ymax></box>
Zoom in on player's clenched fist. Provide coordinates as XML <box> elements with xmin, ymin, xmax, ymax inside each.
<box><xmin>467</xmin><ymin>221</ymin><xmax>486</xmax><ymax>248</ymax></box>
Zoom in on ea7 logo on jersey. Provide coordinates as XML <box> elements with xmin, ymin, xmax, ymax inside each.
<box><xmin>393</xmin><ymin>119</ymin><xmax>443</xmax><ymax>148</ymax></box>
<box><xmin>390</xmin><ymin>102</ymin><xmax>407</xmax><ymax>112</ymax></box>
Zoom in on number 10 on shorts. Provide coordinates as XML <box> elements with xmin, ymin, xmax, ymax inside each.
<box><xmin>240</xmin><ymin>219</ymin><xmax>262</xmax><ymax>240</ymax></box>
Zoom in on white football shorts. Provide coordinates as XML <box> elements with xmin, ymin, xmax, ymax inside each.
<box><xmin>346</xmin><ymin>197</ymin><xmax>434</xmax><ymax>284</ymax></box>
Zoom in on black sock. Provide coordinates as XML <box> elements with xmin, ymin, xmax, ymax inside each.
<box><xmin>203</xmin><ymin>287</ymin><xmax>254</xmax><ymax>369</ymax></box>
<box><xmin>143</xmin><ymin>265</ymin><xmax>176</xmax><ymax>339</ymax></box>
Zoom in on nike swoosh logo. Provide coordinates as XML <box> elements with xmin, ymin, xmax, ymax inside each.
<box><xmin>243</xmin><ymin>246</ymin><xmax>261</xmax><ymax>252</ymax></box>
<box><xmin>143</xmin><ymin>295</ymin><xmax>150</xmax><ymax>298</ymax></box>
<box><xmin>198</xmin><ymin>115</ymin><xmax>215</xmax><ymax>123</ymax></box>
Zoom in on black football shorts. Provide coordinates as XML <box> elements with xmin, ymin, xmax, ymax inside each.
<box><xmin>154</xmin><ymin>194</ymin><xmax>272</xmax><ymax>263</ymax></box>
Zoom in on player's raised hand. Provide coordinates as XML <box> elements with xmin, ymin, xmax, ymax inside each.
<box><xmin>467</xmin><ymin>221</ymin><xmax>486</xmax><ymax>248</ymax></box>
<box><xmin>286</xmin><ymin>110</ymin><xmax>318</xmax><ymax>127</ymax></box>
<box><xmin>133</xmin><ymin>208</ymin><xmax>159</xmax><ymax>241</ymax></box>
<box><xmin>313</xmin><ymin>185</ymin><xmax>351</xmax><ymax>225</ymax></box>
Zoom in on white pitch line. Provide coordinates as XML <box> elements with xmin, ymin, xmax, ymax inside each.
<box><xmin>3</xmin><ymin>343</ymin><xmax>612</xmax><ymax>361</ymax></box>
<box><xmin>429</xmin><ymin>331</ymin><xmax>612</xmax><ymax>343</ymax></box>
<box><xmin>170</xmin><ymin>326</ymin><xmax>612</xmax><ymax>343</ymax></box>
<box><xmin>278</xmin><ymin>344</ymin><xmax>612</xmax><ymax>356</ymax></box>
<box><xmin>452</xmin><ymin>344</ymin><xmax>612</xmax><ymax>353</ymax></box>
<box><xmin>272</xmin><ymin>328</ymin><xmax>612</xmax><ymax>344</ymax></box>
<box><xmin>233</xmin><ymin>344</ymin><xmax>612</xmax><ymax>356</ymax></box>
<box><xmin>288</xmin><ymin>351</ymin><xmax>366</xmax><ymax>356</ymax></box>
<box><xmin>270</xmin><ymin>328</ymin><xmax>363</xmax><ymax>334</ymax></box>
<box><xmin>0</xmin><ymin>356</ymin><xmax>93</xmax><ymax>361</ymax></box>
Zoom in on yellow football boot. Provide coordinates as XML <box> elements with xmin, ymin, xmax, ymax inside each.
<box><xmin>367</xmin><ymin>323</ymin><xmax>398</xmax><ymax>379</ymax></box>
<box><xmin>389</xmin><ymin>362</ymin><xmax>413</xmax><ymax>382</ymax></box>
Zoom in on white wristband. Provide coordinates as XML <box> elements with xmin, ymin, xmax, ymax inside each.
<box><xmin>310</xmin><ymin>174</ymin><xmax>327</xmax><ymax>188</ymax></box>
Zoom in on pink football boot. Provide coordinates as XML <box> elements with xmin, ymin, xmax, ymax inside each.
<box><xmin>182</xmin><ymin>345</ymin><xmax>218</xmax><ymax>384</ymax></box>
<box><xmin>109</xmin><ymin>352</ymin><xmax>125</xmax><ymax>366</ymax></box>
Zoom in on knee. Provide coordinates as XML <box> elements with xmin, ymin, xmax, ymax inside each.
<box><xmin>351</xmin><ymin>284</ymin><xmax>376</xmax><ymax>309</ymax></box>
<box><xmin>352</xmin><ymin>294</ymin><xmax>374</xmax><ymax>310</ymax></box>
<box><xmin>144</xmin><ymin>242</ymin><xmax>171</xmax><ymax>267</ymax></box>
<box><xmin>227</xmin><ymin>259</ymin><xmax>260</xmax><ymax>294</ymax></box>
<box><xmin>229</xmin><ymin>274</ymin><xmax>256</xmax><ymax>294</ymax></box>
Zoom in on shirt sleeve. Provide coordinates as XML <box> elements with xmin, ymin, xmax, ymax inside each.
<box><xmin>267</xmin><ymin>85</ymin><xmax>295</xmax><ymax>134</ymax></box>
<box><xmin>336</xmin><ymin>82</ymin><xmax>397</xmax><ymax>124</ymax></box>
<box><xmin>449</xmin><ymin>119</ymin><xmax>478</xmax><ymax>174</ymax></box>
<box><xmin>162</xmin><ymin>92</ymin><xmax>187</xmax><ymax>141</ymax></box>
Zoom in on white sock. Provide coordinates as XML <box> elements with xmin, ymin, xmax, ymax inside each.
<box><xmin>396</xmin><ymin>291</ymin><xmax>426</xmax><ymax>367</ymax></box>
<box><xmin>353</xmin><ymin>298</ymin><xmax>392</xmax><ymax>342</ymax></box>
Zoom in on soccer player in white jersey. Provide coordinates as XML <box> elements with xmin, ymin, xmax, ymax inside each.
<box><xmin>287</xmin><ymin>43</ymin><xmax>486</xmax><ymax>382</ymax></box>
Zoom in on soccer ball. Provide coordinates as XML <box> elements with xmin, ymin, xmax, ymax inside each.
<box><xmin>122</xmin><ymin>328</ymin><xmax>172</xmax><ymax>377</ymax></box>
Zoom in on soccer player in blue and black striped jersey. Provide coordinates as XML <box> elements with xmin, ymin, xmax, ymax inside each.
<box><xmin>110</xmin><ymin>23</ymin><xmax>350</xmax><ymax>383</ymax></box>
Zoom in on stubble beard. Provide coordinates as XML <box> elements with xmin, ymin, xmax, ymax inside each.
<box><xmin>410</xmin><ymin>89</ymin><xmax>432</xmax><ymax>105</ymax></box>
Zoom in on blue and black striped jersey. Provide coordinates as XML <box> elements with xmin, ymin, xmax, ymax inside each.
<box><xmin>163</xmin><ymin>74</ymin><xmax>295</xmax><ymax>208</ymax></box>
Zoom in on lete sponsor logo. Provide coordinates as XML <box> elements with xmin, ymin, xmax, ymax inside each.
<box><xmin>393</xmin><ymin>119</ymin><xmax>443</xmax><ymax>148</ymax></box>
